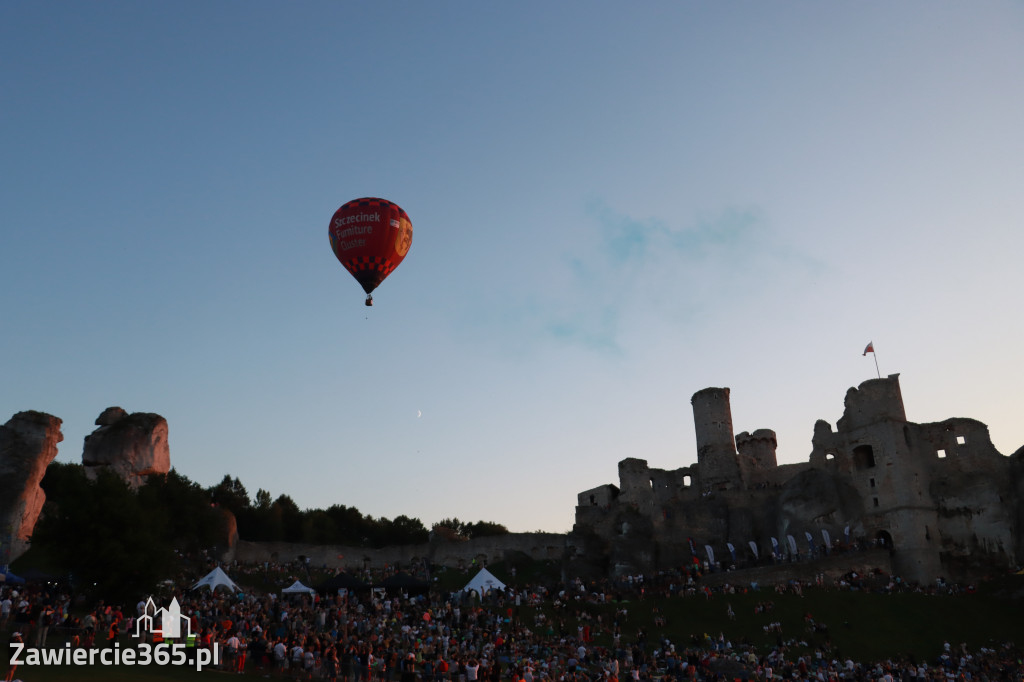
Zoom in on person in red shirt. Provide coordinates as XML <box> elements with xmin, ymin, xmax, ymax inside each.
<box><xmin>107</xmin><ymin>621</ymin><xmax>120</xmax><ymax>649</ymax></box>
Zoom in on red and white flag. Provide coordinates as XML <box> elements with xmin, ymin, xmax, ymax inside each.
<box><xmin>863</xmin><ymin>342</ymin><xmax>874</xmax><ymax>356</ymax></box>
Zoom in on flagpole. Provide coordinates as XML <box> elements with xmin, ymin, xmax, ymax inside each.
<box><xmin>863</xmin><ymin>341</ymin><xmax>881</xmax><ymax>379</ymax></box>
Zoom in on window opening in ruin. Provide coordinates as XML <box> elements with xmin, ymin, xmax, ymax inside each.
<box><xmin>825</xmin><ymin>453</ymin><xmax>835</xmax><ymax>461</ymax></box>
<box><xmin>682</xmin><ymin>475</ymin><xmax>691</xmax><ymax>488</ymax></box>
<box><xmin>589</xmin><ymin>495</ymin><xmax>596</xmax><ymax>505</ymax></box>
<box><xmin>870</xmin><ymin>478</ymin><xmax>875</xmax><ymax>488</ymax></box>
<box><xmin>649</xmin><ymin>478</ymin><xmax>655</xmax><ymax>490</ymax></box>
<box><xmin>873</xmin><ymin>497</ymin><xmax>879</xmax><ymax>507</ymax></box>
<box><xmin>956</xmin><ymin>435</ymin><xmax>966</xmax><ymax>445</ymax></box>
<box><xmin>853</xmin><ymin>444</ymin><xmax>875</xmax><ymax>470</ymax></box>
<box><xmin>937</xmin><ymin>449</ymin><xmax>946</xmax><ymax>458</ymax></box>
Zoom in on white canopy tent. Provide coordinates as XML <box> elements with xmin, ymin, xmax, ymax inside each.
<box><xmin>462</xmin><ymin>567</ymin><xmax>506</xmax><ymax>596</ymax></box>
<box><xmin>191</xmin><ymin>566</ymin><xmax>241</xmax><ymax>593</ymax></box>
<box><xmin>282</xmin><ymin>580</ymin><xmax>316</xmax><ymax>595</ymax></box>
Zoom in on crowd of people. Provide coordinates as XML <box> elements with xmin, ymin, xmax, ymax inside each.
<box><xmin>2</xmin><ymin>562</ymin><xmax>1021</xmax><ymax>682</ymax></box>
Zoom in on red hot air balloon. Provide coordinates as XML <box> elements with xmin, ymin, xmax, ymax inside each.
<box><xmin>328</xmin><ymin>197</ymin><xmax>413</xmax><ymax>305</ymax></box>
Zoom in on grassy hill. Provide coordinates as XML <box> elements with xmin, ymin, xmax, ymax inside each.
<box><xmin>444</xmin><ymin>563</ymin><xmax>1022</xmax><ymax>663</ymax></box>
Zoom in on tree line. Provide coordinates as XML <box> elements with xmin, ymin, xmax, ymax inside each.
<box><xmin>206</xmin><ymin>474</ymin><xmax>508</xmax><ymax>545</ymax></box>
<box><xmin>31</xmin><ymin>463</ymin><xmax>507</xmax><ymax>602</ymax></box>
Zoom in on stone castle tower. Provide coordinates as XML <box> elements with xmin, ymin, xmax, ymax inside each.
<box><xmin>831</xmin><ymin>375</ymin><xmax>943</xmax><ymax>581</ymax></box>
<box><xmin>691</xmin><ymin>387</ymin><xmax>742</xmax><ymax>491</ymax></box>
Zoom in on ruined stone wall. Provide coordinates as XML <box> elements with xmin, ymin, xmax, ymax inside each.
<box><xmin>230</xmin><ymin>532</ymin><xmax>567</xmax><ymax>570</ymax></box>
<box><xmin>617</xmin><ymin>458</ymin><xmax>654</xmax><ymax>510</ymax></box>
<box><xmin>809</xmin><ymin>420</ymin><xmax>848</xmax><ymax>471</ymax></box>
<box><xmin>932</xmin><ymin>466</ymin><xmax>1014</xmax><ymax>563</ymax></box>
<box><xmin>1013</xmin><ymin>454</ymin><xmax>1024</xmax><ymax>564</ymax></box>
<box><xmin>914</xmin><ymin>419</ymin><xmax>1003</xmax><ymax>463</ymax></box>
<box><xmin>575</xmin><ymin>485</ymin><xmax>620</xmax><ymax>530</ymax></box>
<box><xmin>760</xmin><ymin>460</ymin><xmax>813</xmax><ymax>488</ymax></box>
<box><xmin>650</xmin><ymin>467</ymin><xmax>691</xmax><ymax>506</ymax></box>
<box><xmin>921</xmin><ymin>422</ymin><xmax>1015</xmax><ymax>568</ymax></box>
<box><xmin>577</xmin><ymin>484</ymin><xmax>618</xmax><ymax>509</ymax></box>
<box><xmin>573</xmin><ymin>504</ymin><xmax>607</xmax><ymax>531</ymax></box>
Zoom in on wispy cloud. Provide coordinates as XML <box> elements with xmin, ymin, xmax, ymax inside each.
<box><xmin>458</xmin><ymin>200</ymin><xmax>822</xmax><ymax>358</ymax></box>
<box><xmin>530</xmin><ymin>201</ymin><xmax>821</xmax><ymax>353</ymax></box>
<box><xmin>589</xmin><ymin>201</ymin><xmax>759</xmax><ymax>266</ymax></box>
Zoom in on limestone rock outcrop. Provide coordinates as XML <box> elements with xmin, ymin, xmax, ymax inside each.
<box><xmin>0</xmin><ymin>411</ymin><xmax>63</xmax><ymax>561</ymax></box>
<box><xmin>219</xmin><ymin>508</ymin><xmax>239</xmax><ymax>553</ymax></box>
<box><xmin>82</xmin><ymin>408</ymin><xmax>170</xmax><ymax>488</ymax></box>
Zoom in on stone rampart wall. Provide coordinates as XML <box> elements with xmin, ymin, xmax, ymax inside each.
<box><xmin>229</xmin><ymin>532</ymin><xmax>567</xmax><ymax>570</ymax></box>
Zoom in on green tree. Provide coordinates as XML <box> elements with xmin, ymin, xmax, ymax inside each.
<box><xmin>301</xmin><ymin>510</ymin><xmax>339</xmax><ymax>544</ymax></box>
<box><xmin>386</xmin><ymin>515</ymin><xmax>430</xmax><ymax>545</ymax></box>
<box><xmin>273</xmin><ymin>494</ymin><xmax>303</xmax><ymax>542</ymax></box>
<box><xmin>36</xmin><ymin>466</ymin><xmax>176</xmax><ymax>603</ymax></box>
<box><xmin>254</xmin><ymin>488</ymin><xmax>273</xmax><ymax>509</ymax></box>
<box><xmin>209</xmin><ymin>475</ymin><xmax>251</xmax><ymax>516</ymax></box>
<box><xmin>324</xmin><ymin>504</ymin><xmax>368</xmax><ymax>545</ymax></box>
<box><xmin>433</xmin><ymin>517</ymin><xmax>508</xmax><ymax>539</ymax></box>
<box><xmin>138</xmin><ymin>468</ymin><xmax>223</xmax><ymax>553</ymax></box>
<box><xmin>434</xmin><ymin>517</ymin><xmax>468</xmax><ymax>537</ymax></box>
<box><xmin>465</xmin><ymin>520</ymin><xmax>509</xmax><ymax>538</ymax></box>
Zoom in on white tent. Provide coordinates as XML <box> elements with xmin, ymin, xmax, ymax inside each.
<box><xmin>282</xmin><ymin>580</ymin><xmax>316</xmax><ymax>595</ymax></box>
<box><xmin>191</xmin><ymin>566</ymin><xmax>241</xmax><ymax>593</ymax></box>
<box><xmin>463</xmin><ymin>568</ymin><xmax>506</xmax><ymax>596</ymax></box>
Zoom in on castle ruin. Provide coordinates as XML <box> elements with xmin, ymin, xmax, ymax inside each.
<box><xmin>572</xmin><ymin>374</ymin><xmax>1023</xmax><ymax>584</ymax></box>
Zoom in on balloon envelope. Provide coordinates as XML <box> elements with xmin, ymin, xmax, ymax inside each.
<box><xmin>328</xmin><ymin>197</ymin><xmax>412</xmax><ymax>296</ymax></box>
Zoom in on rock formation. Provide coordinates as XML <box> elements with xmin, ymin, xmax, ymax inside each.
<box><xmin>219</xmin><ymin>508</ymin><xmax>239</xmax><ymax>553</ymax></box>
<box><xmin>82</xmin><ymin>407</ymin><xmax>170</xmax><ymax>488</ymax></box>
<box><xmin>0</xmin><ymin>411</ymin><xmax>62</xmax><ymax>562</ymax></box>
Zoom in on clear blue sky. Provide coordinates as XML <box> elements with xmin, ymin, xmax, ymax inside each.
<box><xmin>3</xmin><ymin>2</ymin><xmax>1022</xmax><ymax>533</ymax></box>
